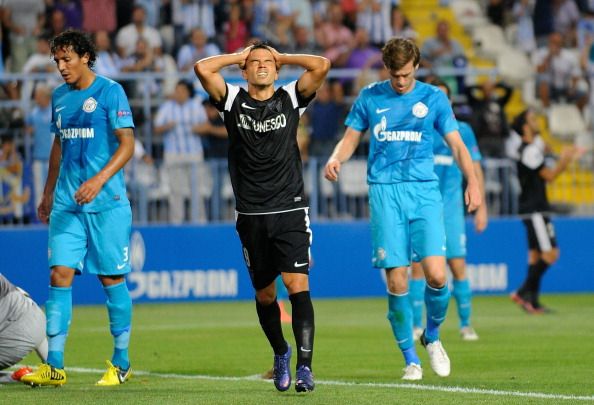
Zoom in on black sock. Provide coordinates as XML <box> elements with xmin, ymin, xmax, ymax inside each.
<box><xmin>518</xmin><ymin>259</ymin><xmax>550</xmax><ymax>304</ymax></box>
<box><xmin>531</xmin><ymin>259</ymin><xmax>550</xmax><ymax>305</ymax></box>
<box><xmin>255</xmin><ymin>298</ymin><xmax>288</xmax><ymax>355</ymax></box>
<box><xmin>289</xmin><ymin>291</ymin><xmax>315</xmax><ymax>369</ymax></box>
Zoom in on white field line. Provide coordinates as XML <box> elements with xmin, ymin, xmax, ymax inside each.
<box><xmin>36</xmin><ymin>366</ymin><xmax>594</xmax><ymax>402</ymax></box>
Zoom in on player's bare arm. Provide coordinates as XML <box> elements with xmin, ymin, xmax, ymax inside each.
<box><xmin>74</xmin><ymin>127</ymin><xmax>135</xmax><ymax>205</ymax></box>
<box><xmin>324</xmin><ymin>127</ymin><xmax>362</xmax><ymax>182</ymax></box>
<box><xmin>444</xmin><ymin>131</ymin><xmax>482</xmax><ymax>212</ymax></box>
<box><xmin>473</xmin><ymin>161</ymin><xmax>488</xmax><ymax>232</ymax></box>
<box><xmin>37</xmin><ymin>136</ymin><xmax>61</xmax><ymax>223</ymax></box>
<box><xmin>194</xmin><ymin>46</ymin><xmax>253</xmax><ymax>103</ymax></box>
<box><xmin>266</xmin><ymin>46</ymin><xmax>331</xmax><ymax>98</ymax></box>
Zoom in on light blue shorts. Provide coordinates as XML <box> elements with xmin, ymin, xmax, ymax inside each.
<box><xmin>370</xmin><ymin>181</ymin><xmax>445</xmax><ymax>268</ymax></box>
<box><xmin>48</xmin><ymin>206</ymin><xmax>132</xmax><ymax>275</ymax></box>
<box><xmin>442</xmin><ymin>189</ymin><xmax>466</xmax><ymax>259</ymax></box>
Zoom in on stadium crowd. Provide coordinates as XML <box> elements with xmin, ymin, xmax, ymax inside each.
<box><xmin>0</xmin><ymin>0</ymin><xmax>593</xmax><ymax>224</ymax></box>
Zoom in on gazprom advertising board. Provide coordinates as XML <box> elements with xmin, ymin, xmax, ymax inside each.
<box><xmin>1</xmin><ymin>218</ymin><xmax>593</xmax><ymax>305</ymax></box>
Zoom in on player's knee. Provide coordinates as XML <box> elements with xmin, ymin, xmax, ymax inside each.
<box><xmin>425</xmin><ymin>272</ymin><xmax>447</xmax><ymax>289</ymax></box>
<box><xmin>255</xmin><ymin>288</ymin><xmax>276</xmax><ymax>305</ymax></box>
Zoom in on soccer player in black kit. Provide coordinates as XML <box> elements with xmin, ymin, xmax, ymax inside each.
<box><xmin>194</xmin><ymin>43</ymin><xmax>330</xmax><ymax>392</ymax></box>
<box><xmin>509</xmin><ymin>109</ymin><xmax>582</xmax><ymax>314</ymax></box>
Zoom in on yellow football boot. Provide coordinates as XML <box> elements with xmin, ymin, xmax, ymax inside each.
<box><xmin>96</xmin><ymin>360</ymin><xmax>132</xmax><ymax>386</ymax></box>
<box><xmin>21</xmin><ymin>363</ymin><xmax>66</xmax><ymax>387</ymax></box>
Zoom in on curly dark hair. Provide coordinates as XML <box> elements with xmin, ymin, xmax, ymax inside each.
<box><xmin>381</xmin><ymin>38</ymin><xmax>420</xmax><ymax>72</ymax></box>
<box><xmin>50</xmin><ymin>29</ymin><xmax>97</xmax><ymax>69</ymax></box>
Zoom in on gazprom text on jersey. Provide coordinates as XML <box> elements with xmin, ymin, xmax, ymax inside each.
<box><xmin>60</xmin><ymin>128</ymin><xmax>95</xmax><ymax>139</ymax></box>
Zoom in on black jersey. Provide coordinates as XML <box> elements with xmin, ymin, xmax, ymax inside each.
<box><xmin>517</xmin><ymin>141</ymin><xmax>549</xmax><ymax>213</ymax></box>
<box><xmin>212</xmin><ymin>81</ymin><xmax>314</xmax><ymax>214</ymax></box>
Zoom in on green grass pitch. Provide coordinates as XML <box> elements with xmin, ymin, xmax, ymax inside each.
<box><xmin>3</xmin><ymin>294</ymin><xmax>594</xmax><ymax>404</ymax></box>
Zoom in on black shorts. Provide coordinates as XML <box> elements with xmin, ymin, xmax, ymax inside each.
<box><xmin>236</xmin><ymin>208</ymin><xmax>312</xmax><ymax>291</ymax></box>
<box><xmin>522</xmin><ymin>213</ymin><xmax>557</xmax><ymax>252</ymax></box>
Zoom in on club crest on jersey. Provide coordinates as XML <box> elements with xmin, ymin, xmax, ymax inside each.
<box><xmin>83</xmin><ymin>97</ymin><xmax>97</xmax><ymax>113</ymax></box>
<box><xmin>412</xmin><ymin>102</ymin><xmax>428</xmax><ymax>118</ymax></box>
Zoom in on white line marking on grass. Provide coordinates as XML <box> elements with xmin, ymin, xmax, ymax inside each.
<box><xmin>21</xmin><ymin>366</ymin><xmax>594</xmax><ymax>402</ymax></box>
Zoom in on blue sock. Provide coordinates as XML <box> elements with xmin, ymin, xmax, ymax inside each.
<box><xmin>46</xmin><ymin>286</ymin><xmax>72</xmax><ymax>369</ymax></box>
<box><xmin>104</xmin><ymin>282</ymin><xmax>132</xmax><ymax>370</ymax></box>
<box><xmin>408</xmin><ymin>278</ymin><xmax>426</xmax><ymax>329</ymax></box>
<box><xmin>452</xmin><ymin>279</ymin><xmax>472</xmax><ymax>328</ymax></box>
<box><xmin>387</xmin><ymin>293</ymin><xmax>420</xmax><ymax>365</ymax></box>
<box><xmin>425</xmin><ymin>283</ymin><xmax>450</xmax><ymax>343</ymax></box>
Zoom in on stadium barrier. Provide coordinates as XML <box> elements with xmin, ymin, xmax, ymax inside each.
<box><xmin>2</xmin><ymin>217</ymin><xmax>593</xmax><ymax>305</ymax></box>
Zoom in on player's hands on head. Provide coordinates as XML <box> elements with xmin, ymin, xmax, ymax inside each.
<box><xmin>324</xmin><ymin>158</ymin><xmax>341</xmax><ymax>182</ymax></box>
<box><xmin>237</xmin><ymin>45</ymin><xmax>253</xmax><ymax>70</ymax></box>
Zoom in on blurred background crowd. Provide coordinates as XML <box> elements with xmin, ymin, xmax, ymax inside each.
<box><xmin>1</xmin><ymin>0</ymin><xmax>594</xmax><ymax>225</ymax></box>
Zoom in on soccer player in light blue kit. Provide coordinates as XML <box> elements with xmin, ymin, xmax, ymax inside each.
<box><xmin>22</xmin><ymin>30</ymin><xmax>135</xmax><ymax>387</ymax></box>
<box><xmin>325</xmin><ymin>38</ymin><xmax>481</xmax><ymax>381</ymax></box>
<box><xmin>410</xmin><ymin>78</ymin><xmax>488</xmax><ymax>343</ymax></box>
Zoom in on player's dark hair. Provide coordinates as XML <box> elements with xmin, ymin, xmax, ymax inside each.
<box><xmin>50</xmin><ymin>29</ymin><xmax>97</xmax><ymax>69</ymax></box>
<box><xmin>425</xmin><ymin>77</ymin><xmax>451</xmax><ymax>98</ymax></box>
<box><xmin>381</xmin><ymin>38</ymin><xmax>420</xmax><ymax>71</ymax></box>
<box><xmin>512</xmin><ymin>109</ymin><xmax>530</xmax><ymax>135</ymax></box>
<box><xmin>243</xmin><ymin>41</ymin><xmax>281</xmax><ymax>71</ymax></box>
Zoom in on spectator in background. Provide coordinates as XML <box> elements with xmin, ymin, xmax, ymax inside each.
<box><xmin>288</xmin><ymin>25</ymin><xmax>321</xmax><ymax>55</ymax></box>
<box><xmin>533</xmin><ymin>0</ymin><xmax>554</xmax><ymax>47</ymax></box>
<box><xmin>1</xmin><ymin>0</ymin><xmax>45</xmax><ymax>72</ymax></box>
<box><xmin>201</xmin><ymin>99</ymin><xmax>228</xmax><ymax>160</ymax></box>
<box><xmin>577</xmin><ymin>9</ymin><xmax>594</xmax><ymax>50</ymax></box>
<box><xmin>0</xmin><ymin>134</ymin><xmax>30</xmax><ymax>224</ymax></box>
<box><xmin>552</xmin><ymin>0</ymin><xmax>580</xmax><ymax>47</ymax></box>
<box><xmin>120</xmin><ymin>37</ymin><xmax>160</xmax><ymax>98</ymax></box>
<box><xmin>48</xmin><ymin>0</ymin><xmax>82</xmax><ymax>31</ymax></box>
<box><xmin>224</xmin><ymin>3</ymin><xmax>249</xmax><ymax>53</ymax></box>
<box><xmin>512</xmin><ymin>0</ymin><xmax>536</xmax><ymax>55</ymax></box>
<box><xmin>465</xmin><ymin>78</ymin><xmax>513</xmax><ymax>158</ymax></box>
<box><xmin>81</xmin><ymin>0</ymin><xmax>117</xmax><ymax>34</ymax></box>
<box><xmin>420</xmin><ymin>19</ymin><xmax>466</xmax><ymax>93</ymax></box>
<box><xmin>344</xmin><ymin>28</ymin><xmax>382</xmax><ymax>93</ymax></box>
<box><xmin>44</xmin><ymin>8</ymin><xmax>67</xmax><ymax>39</ymax></box>
<box><xmin>93</xmin><ymin>30</ymin><xmax>120</xmax><ymax>77</ymax></box>
<box><xmin>486</xmin><ymin>0</ymin><xmax>506</xmax><ymax>27</ymax></box>
<box><xmin>115</xmin><ymin>4</ymin><xmax>163</xmax><ymax>59</ymax></box>
<box><xmin>25</xmin><ymin>85</ymin><xmax>53</xmax><ymax>210</ymax></box>
<box><xmin>356</xmin><ymin>0</ymin><xmax>392</xmax><ymax>48</ymax></box>
<box><xmin>153</xmin><ymin>81</ymin><xmax>209</xmax><ymax>224</ymax></box>
<box><xmin>389</xmin><ymin>6</ymin><xmax>418</xmax><ymax>40</ymax></box>
<box><xmin>307</xmin><ymin>81</ymin><xmax>346</xmax><ymax>159</ymax></box>
<box><xmin>177</xmin><ymin>28</ymin><xmax>221</xmax><ymax>73</ymax></box>
<box><xmin>315</xmin><ymin>2</ymin><xmax>355</xmax><ymax>67</ymax></box>
<box><xmin>171</xmin><ymin>0</ymin><xmax>216</xmax><ymax>54</ymax></box>
<box><xmin>533</xmin><ymin>32</ymin><xmax>588</xmax><ymax>111</ymax></box>
<box><xmin>420</xmin><ymin>20</ymin><xmax>465</xmax><ymax>70</ymax></box>
<box><xmin>21</xmin><ymin>35</ymin><xmax>60</xmax><ymax>102</ymax></box>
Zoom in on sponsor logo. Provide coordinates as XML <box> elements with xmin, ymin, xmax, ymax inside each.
<box><xmin>83</xmin><ymin>97</ymin><xmax>97</xmax><ymax>113</ymax></box>
<box><xmin>59</xmin><ymin>127</ymin><xmax>95</xmax><ymax>140</ymax></box>
<box><xmin>117</xmin><ymin>110</ymin><xmax>132</xmax><ymax>117</ymax></box>
<box><xmin>376</xmin><ymin>107</ymin><xmax>390</xmax><ymax>114</ymax></box>
<box><xmin>294</xmin><ymin>261</ymin><xmax>308</xmax><ymax>268</ymax></box>
<box><xmin>237</xmin><ymin>113</ymin><xmax>287</xmax><ymax>132</ymax></box>
<box><xmin>55</xmin><ymin>106</ymin><xmax>66</xmax><ymax>112</ymax></box>
<box><xmin>241</xmin><ymin>102</ymin><xmax>256</xmax><ymax>110</ymax></box>
<box><xmin>465</xmin><ymin>263</ymin><xmax>508</xmax><ymax>291</ymax></box>
<box><xmin>128</xmin><ymin>231</ymin><xmax>239</xmax><ymax>300</ymax></box>
<box><xmin>372</xmin><ymin>116</ymin><xmax>422</xmax><ymax>143</ymax></box>
<box><xmin>116</xmin><ymin>263</ymin><xmax>127</xmax><ymax>270</ymax></box>
<box><xmin>412</xmin><ymin>102</ymin><xmax>428</xmax><ymax>118</ymax></box>
<box><xmin>300</xmin><ymin>347</ymin><xmax>312</xmax><ymax>352</ymax></box>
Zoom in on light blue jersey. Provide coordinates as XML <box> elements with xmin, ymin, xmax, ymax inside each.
<box><xmin>433</xmin><ymin>121</ymin><xmax>482</xmax><ymax>195</ymax></box>
<box><xmin>346</xmin><ymin>80</ymin><xmax>458</xmax><ymax>183</ymax></box>
<box><xmin>433</xmin><ymin>120</ymin><xmax>482</xmax><ymax>258</ymax></box>
<box><xmin>50</xmin><ymin>75</ymin><xmax>134</xmax><ymax>212</ymax></box>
